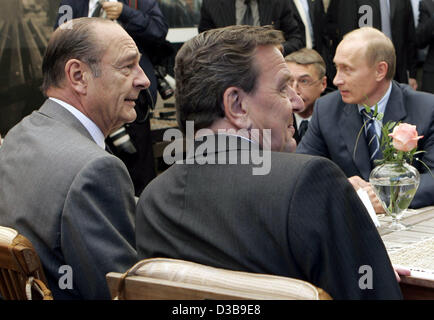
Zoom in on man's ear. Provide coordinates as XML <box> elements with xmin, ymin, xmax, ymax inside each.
<box><xmin>376</xmin><ymin>61</ymin><xmax>388</xmax><ymax>81</ymax></box>
<box><xmin>320</xmin><ymin>76</ymin><xmax>327</xmax><ymax>93</ymax></box>
<box><xmin>222</xmin><ymin>86</ymin><xmax>250</xmax><ymax>129</ymax></box>
<box><xmin>64</xmin><ymin>59</ymin><xmax>89</xmax><ymax>95</ymax></box>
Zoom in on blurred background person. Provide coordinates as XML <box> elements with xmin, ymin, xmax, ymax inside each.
<box><xmin>285</xmin><ymin>48</ymin><xmax>328</xmax><ymax>144</ymax></box>
<box><xmin>326</xmin><ymin>0</ymin><xmax>418</xmax><ymax>90</ymax></box>
<box><xmin>416</xmin><ymin>0</ymin><xmax>434</xmax><ymax>94</ymax></box>
<box><xmin>198</xmin><ymin>0</ymin><xmax>304</xmax><ymax>56</ymax></box>
<box><xmin>289</xmin><ymin>0</ymin><xmax>335</xmax><ymax>90</ymax></box>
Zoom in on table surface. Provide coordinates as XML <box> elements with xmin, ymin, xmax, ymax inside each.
<box><xmin>378</xmin><ymin>206</ymin><xmax>434</xmax><ymax>293</ymax></box>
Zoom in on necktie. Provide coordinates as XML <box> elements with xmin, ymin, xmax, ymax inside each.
<box><xmin>362</xmin><ymin>110</ymin><xmax>380</xmax><ymax>165</ymax></box>
<box><xmin>242</xmin><ymin>0</ymin><xmax>254</xmax><ymax>25</ymax></box>
<box><xmin>298</xmin><ymin>120</ymin><xmax>309</xmax><ymax>140</ymax></box>
<box><xmin>92</xmin><ymin>1</ymin><xmax>103</xmax><ymax>17</ymax></box>
<box><xmin>379</xmin><ymin>0</ymin><xmax>392</xmax><ymax>40</ymax></box>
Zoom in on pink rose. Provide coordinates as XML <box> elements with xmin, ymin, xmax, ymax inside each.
<box><xmin>388</xmin><ymin>123</ymin><xmax>423</xmax><ymax>152</ymax></box>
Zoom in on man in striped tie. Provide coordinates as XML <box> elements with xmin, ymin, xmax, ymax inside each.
<box><xmin>297</xmin><ymin>27</ymin><xmax>434</xmax><ymax>211</ymax></box>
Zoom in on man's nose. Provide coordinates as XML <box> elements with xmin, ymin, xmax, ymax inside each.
<box><xmin>134</xmin><ymin>66</ymin><xmax>151</xmax><ymax>90</ymax></box>
<box><xmin>333</xmin><ymin>71</ymin><xmax>343</xmax><ymax>87</ymax></box>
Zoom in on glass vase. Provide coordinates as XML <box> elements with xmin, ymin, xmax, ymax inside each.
<box><xmin>369</xmin><ymin>161</ymin><xmax>420</xmax><ymax>231</ymax></box>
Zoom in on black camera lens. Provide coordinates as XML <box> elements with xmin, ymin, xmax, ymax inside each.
<box><xmin>108</xmin><ymin>126</ymin><xmax>137</xmax><ymax>154</ymax></box>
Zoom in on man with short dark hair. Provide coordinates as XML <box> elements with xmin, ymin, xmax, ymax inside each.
<box><xmin>297</xmin><ymin>27</ymin><xmax>434</xmax><ymax>210</ymax></box>
<box><xmin>135</xmin><ymin>25</ymin><xmax>403</xmax><ymax>299</ymax></box>
<box><xmin>0</xmin><ymin>18</ymin><xmax>147</xmax><ymax>299</ymax></box>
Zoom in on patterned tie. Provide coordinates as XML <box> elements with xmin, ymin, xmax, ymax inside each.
<box><xmin>298</xmin><ymin>120</ymin><xmax>309</xmax><ymax>140</ymax></box>
<box><xmin>362</xmin><ymin>110</ymin><xmax>380</xmax><ymax>165</ymax></box>
<box><xmin>242</xmin><ymin>0</ymin><xmax>254</xmax><ymax>25</ymax></box>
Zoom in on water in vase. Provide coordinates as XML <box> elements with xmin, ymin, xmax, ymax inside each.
<box><xmin>370</xmin><ymin>178</ymin><xmax>419</xmax><ymax>218</ymax></box>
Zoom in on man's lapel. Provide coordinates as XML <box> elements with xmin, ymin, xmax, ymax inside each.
<box><xmin>340</xmin><ymin>102</ymin><xmax>372</xmax><ymax>180</ymax></box>
<box><xmin>382</xmin><ymin>82</ymin><xmax>407</xmax><ymax>125</ymax></box>
<box><xmin>39</xmin><ymin>99</ymin><xmax>94</xmax><ymax>142</ymax></box>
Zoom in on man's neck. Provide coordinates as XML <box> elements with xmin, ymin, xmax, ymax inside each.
<box><xmin>362</xmin><ymin>80</ymin><xmax>392</xmax><ymax>107</ymax></box>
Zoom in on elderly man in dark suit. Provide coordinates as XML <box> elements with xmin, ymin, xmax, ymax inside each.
<box><xmin>326</xmin><ymin>0</ymin><xmax>418</xmax><ymax>90</ymax></box>
<box><xmin>0</xmin><ymin>18</ymin><xmax>146</xmax><ymax>299</ymax></box>
<box><xmin>297</xmin><ymin>27</ymin><xmax>434</xmax><ymax>211</ymax></box>
<box><xmin>135</xmin><ymin>25</ymin><xmax>403</xmax><ymax>299</ymax></box>
<box><xmin>198</xmin><ymin>0</ymin><xmax>304</xmax><ymax>56</ymax></box>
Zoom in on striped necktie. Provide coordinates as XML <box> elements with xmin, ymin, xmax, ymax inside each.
<box><xmin>362</xmin><ymin>110</ymin><xmax>380</xmax><ymax>165</ymax></box>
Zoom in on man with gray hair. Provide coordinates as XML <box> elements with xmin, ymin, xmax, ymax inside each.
<box><xmin>285</xmin><ymin>48</ymin><xmax>328</xmax><ymax>144</ymax></box>
<box><xmin>0</xmin><ymin>18</ymin><xmax>149</xmax><ymax>299</ymax></box>
<box><xmin>135</xmin><ymin>25</ymin><xmax>402</xmax><ymax>299</ymax></box>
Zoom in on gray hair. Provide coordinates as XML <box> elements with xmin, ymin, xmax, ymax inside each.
<box><xmin>41</xmin><ymin>18</ymin><xmax>112</xmax><ymax>94</ymax></box>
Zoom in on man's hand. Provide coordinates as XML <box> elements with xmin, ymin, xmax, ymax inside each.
<box><xmin>348</xmin><ymin>176</ymin><xmax>385</xmax><ymax>214</ymax></box>
<box><xmin>409</xmin><ymin>78</ymin><xmax>418</xmax><ymax>91</ymax></box>
<box><xmin>102</xmin><ymin>2</ymin><xmax>123</xmax><ymax>20</ymax></box>
<box><xmin>393</xmin><ymin>266</ymin><xmax>411</xmax><ymax>282</ymax></box>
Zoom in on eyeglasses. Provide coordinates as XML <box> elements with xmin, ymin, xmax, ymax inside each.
<box><xmin>289</xmin><ymin>77</ymin><xmax>322</xmax><ymax>89</ymax></box>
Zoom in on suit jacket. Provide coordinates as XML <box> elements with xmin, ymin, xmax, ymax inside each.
<box><xmin>289</xmin><ymin>0</ymin><xmax>328</xmax><ymax>56</ymax></box>
<box><xmin>198</xmin><ymin>0</ymin><xmax>304</xmax><ymax>55</ymax></box>
<box><xmin>297</xmin><ymin>81</ymin><xmax>434</xmax><ymax>208</ymax></box>
<box><xmin>416</xmin><ymin>0</ymin><xmax>434</xmax><ymax>73</ymax></box>
<box><xmin>136</xmin><ymin>135</ymin><xmax>402</xmax><ymax>299</ymax></box>
<box><xmin>55</xmin><ymin>0</ymin><xmax>169</xmax><ymax>195</ymax></box>
<box><xmin>326</xmin><ymin>0</ymin><xmax>418</xmax><ymax>84</ymax></box>
<box><xmin>0</xmin><ymin>100</ymin><xmax>137</xmax><ymax>299</ymax></box>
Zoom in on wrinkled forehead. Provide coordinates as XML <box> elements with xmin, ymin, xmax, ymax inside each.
<box><xmin>98</xmin><ymin>25</ymin><xmax>140</xmax><ymax>64</ymax></box>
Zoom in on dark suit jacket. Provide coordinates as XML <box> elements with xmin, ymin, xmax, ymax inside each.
<box><xmin>0</xmin><ymin>100</ymin><xmax>137</xmax><ymax>299</ymax></box>
<box><xmin>289</xmin><ymin>0</ymin><xmax>334</xmax><ymax>89</ymax></box>
<box><xmin>198</xmin><ymin>0</ymin><xmax>304</xmax><ymax>55</ymax></box>
<box><xmin>297</xmin><ymin>81</ymin><xmax>434</xmax><ymax>209</ymax></box>
<box><xmin>289</xmin><ymin>0</ymin><xmax>328</xmax><ymax>57</ymax></box>
<box><xmin>136</xmin><ymin>135</ymin><xmax>402</xmax><ymax>299</ymax></box>
<box><xmin>416</xmin><ymin>0</ymin><xmax>434</xmax><ymax>74</ymax></box>
<box><xmin>326</xmin><ymin>0</ymin><xmax>418</xmax><ymax>84</ymax></box>
<box><xmin>55</xmin><ymin>0</ymin><xmax>169</xmax><ymax>195</ymax></box>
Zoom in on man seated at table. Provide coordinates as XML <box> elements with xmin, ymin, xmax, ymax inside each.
<box><xmin>0</xmin><ymin>18</ymin><xmax>146</xmax><ymax>299</ymax></box>
<box><xmin>135</xmin><ymin>25</ymin><xmax>403</xmax><ymax>299</ymax></box>
<box><xmin>297</xmin><ymin>27</ymin><xmax>434</xmax><ymax>210</ymax></box>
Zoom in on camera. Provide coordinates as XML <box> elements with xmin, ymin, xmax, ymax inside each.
<box><xmin>108</xmin><ymin>126</ymin><xmax>137</xmax><ymax>154</ymax></box>
<box><xmin>155</xmin><ymin>65</ymin><xmax>174</xmax><ymax>100</ymax></box>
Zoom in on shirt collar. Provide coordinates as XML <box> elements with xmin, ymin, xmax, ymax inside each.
<box><xmin>358</xmin><ymin>82</ymin><xmax>393</xmax><ymax>118</ymax></box>
<box><xmin>49</xmin><ymin>97</ymin><xmax>106</xmax><ymax>149</ymax></box>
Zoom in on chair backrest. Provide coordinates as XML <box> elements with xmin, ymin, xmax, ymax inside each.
<box><xmin>0</xmin><ymin>226</ymin><xmax>53</xmax><ymax>300</ymax></box>
<box><xmin>106</xmin><ymin>258</ymin><xmax>332</xmax><ymax>300</ymax></box>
